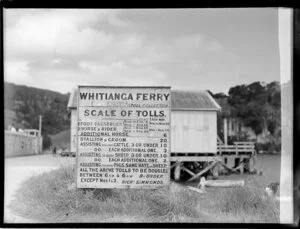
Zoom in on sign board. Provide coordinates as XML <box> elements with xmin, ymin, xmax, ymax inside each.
<box><xmin>76</xmin><ymin>86</ymin><xmax>171</xmax><ymax>188</ymax></box>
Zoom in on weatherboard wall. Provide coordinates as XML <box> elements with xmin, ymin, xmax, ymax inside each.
<box><xmin>171</xmin><ymin>111</ymin><xmax>217</xmax><ymax>153</ymax></box>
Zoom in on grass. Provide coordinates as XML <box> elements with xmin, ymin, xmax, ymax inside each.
<box><xmin>9</xmin><ymin>163</ymin><xmax>279</xmax><ymax>223</ymax></box>
<box><xmin>203</xmin><ymin>177</ymin><xmax>280</xmax><ymax>223</ymax></box>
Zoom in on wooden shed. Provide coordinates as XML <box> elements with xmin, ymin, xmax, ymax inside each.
<box><xmin>170</xmin><ymin>91</ymin><xmax>221</xmax><ymax>154</ymax></box>
<box><xmin>67</xmin><ymin>89</ymin><xmax>221</xmax><ymax>154</ymax></box>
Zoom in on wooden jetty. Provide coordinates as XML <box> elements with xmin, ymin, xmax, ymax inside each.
<box><xmin>171</xmin><ymin>140</ymin><xmax>256</xmax><ymax>182</ymax></box>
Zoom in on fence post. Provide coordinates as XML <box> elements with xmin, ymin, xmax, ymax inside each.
<box><xmin>174</xmin><ymin>162</ymin><xmax>181</xmax><ymax>181</ymax></box>
<box><xmin>224</xmin><ymin>118</ymin><xmax>228</xmax><ymax>145</ymax></box>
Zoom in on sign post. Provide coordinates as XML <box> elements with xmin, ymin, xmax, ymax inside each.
<box><xmin>76</xmin><ymin>86</ymin><xmax>171</xmax><ymax>189</ymax></box>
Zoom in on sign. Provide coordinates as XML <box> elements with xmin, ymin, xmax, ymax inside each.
<box><xmin>76</xmin><ymin>86</ymin><xmax>171</xmax><ymax>188</ymax></box>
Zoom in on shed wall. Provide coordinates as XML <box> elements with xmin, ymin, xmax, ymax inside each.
<box><xmin>171</xmin><ymin>111</ymin><xmax>217</xmax><ymax>153</ymax></box>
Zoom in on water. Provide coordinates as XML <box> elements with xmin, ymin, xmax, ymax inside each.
<box><xmin>255</xmin><ymin>154</ymin><xmax>281</xmax><ymax>183</ymax></box>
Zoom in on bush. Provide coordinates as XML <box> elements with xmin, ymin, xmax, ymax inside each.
<box><xmin>255</xmin><ymin>142</ymin><xmax>281</xmax><ymax>154</ymax></box>
<box><xmin>268</xmin><ymin>141</ymin><xmax>281</xmax><ymax>153</ymax></box>
<box><xmin>256</xmin><ymin>143</ymin><xmax>268</xmax><ymax>152</ymax></box>
<box><xmin>227</xmin><ymin>131</ymin><xmax>251</xmax><ymax>145</ymax></box>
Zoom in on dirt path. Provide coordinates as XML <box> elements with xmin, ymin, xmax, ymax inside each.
<box><xmin>4</xmin><ymin>154</ymin><xmax>75</xmax><ymax>223</ymax></box>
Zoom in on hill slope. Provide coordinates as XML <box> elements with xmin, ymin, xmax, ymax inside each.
<box><xmin>4</xmin><ymin>82</ymin><xmax>71</xmax><ymax>136</ymax></box>
<box><xmin>50</xmin><ymin>129</ymin><xmax>71</xmax><ymax>149</ymax></box>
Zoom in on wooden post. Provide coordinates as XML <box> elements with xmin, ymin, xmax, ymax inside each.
<box><xmin>187</xmin><ymin>161</ymin><xmax>217</xmax><ymax>182</ymax></box>
<box><xmin>39</xmin><ymin>115</ymin><xmax>42</xmax><ymax>138</ymax></box>
<box><xmin>174</xmin><ymin>164</ymin><xmax>181</xmax><ymax>181</ymax></box>
<box><xmin>39</xmin><ymin>115</ymin><xmax>42</xmax><ymax>154</ymax></box>
<box><xmin>248</xmin><ymin>156</ymin><xmax>255</xmax><ymax>173</ymax></box>
<box><xmin>224</xmin><ymin>118</ymin><xmax>228</xmax><ymax>145</ymax></box>
<box><xmin>201</xmin><ymin>179</ymin><xmax>245</xmax><ymax>187</ymax></box>
<box><xmin>239</xmin><ymin>159</ymin><xmax>244</xmax><ymax>174</ymax></box>
<box><xmin>227</xmin><ymin>157</ymin><xmax>235</xmax><ymax>169</ymax></box>
<box><xmin>182</xmin><ymin>166</ymin><xmax>196</xmax><ymax>177</ymax></box>
<box><xmin>211</xmin><ymin>163</ymin><xmax>219</xmax><ymax>178</ymax></box>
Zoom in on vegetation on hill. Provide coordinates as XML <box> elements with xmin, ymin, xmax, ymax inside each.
<box><xmin>211</xmin><ymin>81</ymin><xmax>281</xmax><ymax>153</ymax></box>
<box><xmin>50</xmin><ymin>129</ymin><xmax>71</xmax><ymax>149</ymax></box>
<box><xmin>4</xmin><ymin>82</ymin><xmax>71</xmax><ymax>149</ymax></box>
<box><xmin>4</xmin><ymin>108</ymin><xmax>17</xmax><ymax>129</ymax></box>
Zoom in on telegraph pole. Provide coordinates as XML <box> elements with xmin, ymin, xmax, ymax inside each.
<box><xmin>39</xmin><ymin>115</ymin><xmax>42</xmax><ymax>154</ymax></box>
<box><xmin>39</xmin><ymin>115</ymin><xmax>42</xmax><ymax>137</ymax></box>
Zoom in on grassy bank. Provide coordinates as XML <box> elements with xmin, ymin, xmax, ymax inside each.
<box><xmin>10</xmin><ymin>164</ymin><xmax>279</xmax><ymax>223</ymax></box>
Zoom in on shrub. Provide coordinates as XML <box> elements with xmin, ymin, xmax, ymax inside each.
<box><xmin>255</xmin><ymin>142</ymin><xmax>281</xmax><ymax>154</ymax></box>
<box><xmin>227</xmin><ymin>131</ymin><xmax>251</xmax><ymax>145</ymax></box>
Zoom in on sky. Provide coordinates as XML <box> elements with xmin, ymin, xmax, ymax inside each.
<box><xmin>4</xmin><ymin>8</ymin><xmax>280</xmax><ymax>94</ymax></box>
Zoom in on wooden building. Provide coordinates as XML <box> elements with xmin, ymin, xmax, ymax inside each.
<box><xmin>67</xmin><ymin>89</ymin><xmax>221</xmax><ymax>154</ymax></box>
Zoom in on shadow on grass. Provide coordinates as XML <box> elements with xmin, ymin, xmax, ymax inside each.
<box><xmin>9</xmin><ymin>164</ymin><xmax>279</xmax><ymax>223</ymax></box>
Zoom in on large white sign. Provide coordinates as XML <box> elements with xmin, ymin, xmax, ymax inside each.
<box><xmin>76</xmin><ymin>86</ymin><xmax>171</xmax><ymax>188</ymax></box>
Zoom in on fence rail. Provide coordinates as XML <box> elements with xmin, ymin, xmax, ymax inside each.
<box><xmin>233</xmin><ymin>141</ymin><xmax>255</xmax><ymax>145</ymax></box>
<box><xmin>217</xmin><ymin>142</ymin><xmax>255</xmax><ymax>155</ymax></box>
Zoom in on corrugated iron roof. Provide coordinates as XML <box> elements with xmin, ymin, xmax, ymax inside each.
<box><xmin>171</xmin><ymin>90</ymin><xmax>220</xmax><ymax>110</ymax></box>
<box><xmin>67</xmin><ymin>89</ymin><xmax>221</xmax><ymax>111</ymax></box>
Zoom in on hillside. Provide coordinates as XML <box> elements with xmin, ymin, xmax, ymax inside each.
<box><xmin>4</xmin><ymin>82</ymin><xmax>71</xmax><ymax>145</ymax></box>
<box><xmin>4</xmin><ymin>108</ymin><xmax>17</xmax><ymax>130</ymax></box>
<box><xmin>50</xmin><ymin>129</ymin><xmax>71</xmax><ymax>149</ymax></box>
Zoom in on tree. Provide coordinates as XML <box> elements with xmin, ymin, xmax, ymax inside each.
<box><xmin>213</xmin><ymin>92</ymin><xmax>227</xmax><ymax>99</ymax></box>
<box><xmin>11</xmin><ymin>82</ymin><xmax>70</xmax><ymax>136</ymax></box>
<box><xmin>226</xmin><ymin>81</ymin><xmax>280</xmax><ymax>136</ymax></box>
